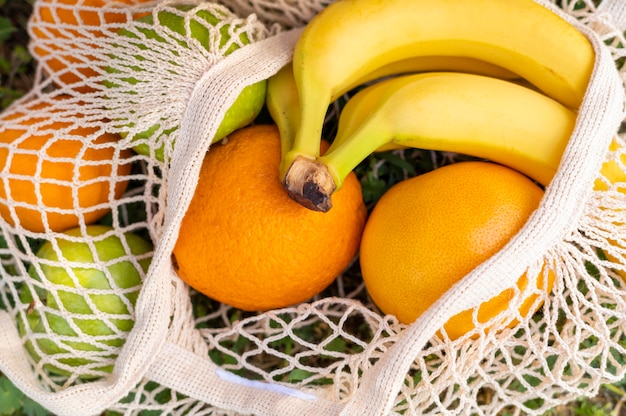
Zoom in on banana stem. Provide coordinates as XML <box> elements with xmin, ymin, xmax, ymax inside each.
<box><xmin>283</xmin><ymin>50</ymin><xmax>338</xmax><ymax>182</ymax></box>
<box><xmin>283</xmin><ymin>156</ymin><xmax>336</xmax><ymax>212</ymax></box>
<box><xmin>284</xmin><ymin>122</ymin><xmax>391</xmax><ymax>212</ymax></box>
<box><xmin>266</xmin><ymin>65</ymin><xmax>299</xmax><ymax>162</ymax></box>
<box><xmin>319</xmin><ymin>129</ymin><xmax>393</xmax><ymax>191</ymax></box>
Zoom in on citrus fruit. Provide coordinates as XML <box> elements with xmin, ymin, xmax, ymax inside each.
<box><xmin>31</xmin><ymin>0</ymin><xmax>153</xmax><ymax>91</ymax></box>
<box><xmin>172</xmin><ymin>124</ymin><xmax>367</xmax><ymax>311</ymax></box>
<box><xmin>109</xmin><ymin>4</ymin><xmax>267</xmax><ymax>162</ymax></box>
<box><xmin>360</xmin><ymin>161</ymin><xmax>554</xmax><ymax>339</ymax></box>
<box><xmin>0</xmin><ymin>96</ymin><xmax>132</xmax><ymax>233</ymax></box>
<box><xmin>18</xmin><ymin>225</ymin><xmax>153</xmax><ymax>379</ymax></box>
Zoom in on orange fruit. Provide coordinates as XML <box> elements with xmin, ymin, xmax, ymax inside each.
<box><xmin>31</xmin><ymin>0</ymin><xmax>153</xmax><ymax>90</ymax></box>
<box><xmin>0</xmin><ymin>96</ymin><xmax>133</xmax><ymax>233</ymax></box>
<box><xmin>595</xmin><ymin>139</ymin><xmax>626</xmax><ymax>192</ymax></box>
<box><xmin>360</xmin><ymin>161</ymin><xmax>554</xmax><ymax>339</ymax></box>
<box><xmin>172</xmin><ymin>124</ymin><xmax>367</xmax><ymax>311</ymax></box>
<box><xmin>593</xmin><ymin>140</ymin><xmax>626</xmax><ymax>277</ymax></box>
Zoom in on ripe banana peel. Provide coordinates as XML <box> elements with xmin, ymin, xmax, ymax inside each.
<box><xmin>278</xmin><ymin>0</ymin><xmax>595</xmax><ymax>211</ymax></box>
<box><xmin>331</xmin><ymin>76</ymin><xmax>626</xmax><ymax>191</ymax></box>
<box><xmin>286</xmin><ymin>72</ymin><xmax>578</xmax><ymax>212</ymax></box>
<box><xmin>267</xmin><ymin>56</ymin><xmax>519</xmax><ymax>171</ymax></box>
<box><xmin>267</xmin><ymin>63</ymin><xmax>300</xmax><ymax>167</ymax></box>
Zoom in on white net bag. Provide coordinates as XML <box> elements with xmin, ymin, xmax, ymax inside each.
<box><xmin>0</xmin><ymin>0</ymin><xmax>625</xmax><ymax>415</ymax></box>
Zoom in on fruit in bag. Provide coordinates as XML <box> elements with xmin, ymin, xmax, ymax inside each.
<box><xmin>108</xmin><ymin>4</ymin><xmax>267</xmax><ymax>161</ymax></box>
<box><xmin>18</xmin><ymin>225</ymin><xmax>153</xmax><ymax>379</ymax></box>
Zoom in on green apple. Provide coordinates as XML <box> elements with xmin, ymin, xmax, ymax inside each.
<box><xmin>18</xmin><ymin>225</ymin><xmax>153</xmax><ymax>379</ymax></box>
<box><xmin>109</xmin><ymin>4</ymin><xmax>267</xmax><ymax>162</ymax></box>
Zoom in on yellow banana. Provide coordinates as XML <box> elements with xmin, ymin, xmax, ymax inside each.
<box><xmin>267</xmin><ymin>56</ymin><xmax>519</xmax><ymax>169</ymax></box>
<box><xmin>285</xmin><ymin>72</ymin><xmax>578</xmax><ymax>212</ymax></box>
<box><xmin>361</xmin><ymin>55</ymin><xmax>519</xmax><ymax>84</ymax></box>
<box><xmin>331</xmin><ymin>78</ymin><xmax>411</xmax><ymax>154</ymax></box>
<box><xmin>267</xmin><ymin>63</ymin><xmax>300</xmax><ymax>167</ymax></box>
<box><xmin>282</xmin><ymin>0</ymin><xmax>594</xmax><ymax>197</ymax></box>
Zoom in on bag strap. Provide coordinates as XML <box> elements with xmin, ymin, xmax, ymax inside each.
<box><xmin>146</xmin><ymin>341</ymin><xmax>343</xmax><ymax>415</ymax></box>
<box><xmin>144</xmin><ymin>27</ymin><xmax>348</xmax><ymax>416</ymax></box>
<box><xmin>0</xmin><ymin>27</ymin><xmax>303</xmax><ymax>416</ymax></box>
<box><xmin>338</xmin><ymin>9</ymin><xmax>626</xmax><ymax>416</ymax></box>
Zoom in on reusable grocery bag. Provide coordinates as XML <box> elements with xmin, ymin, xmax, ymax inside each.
<box><xmin>0</xmin><ymin>0</ymin><xmax>625</xmax><ymax>415</ymax></box>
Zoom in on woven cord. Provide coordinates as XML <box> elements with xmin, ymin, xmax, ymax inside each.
<box><xmin>597</xmin><ymin>0</ymin><xmax>626</xmax><ymax>31</ymax></box>
<box><xmin>338</xmin><ymin>5</ymin><xmax>625</xmax><ymax>416</ymax></box>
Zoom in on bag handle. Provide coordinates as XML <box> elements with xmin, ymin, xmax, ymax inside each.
<box><xmin>144</xmin><ymin>27</ymin><xmax>347</xmax><ymax>416</ymax></box>
<box><xmin>148</xmin><ymin>5</ymin><xmax>626</xmax><ymax>415</ymax></box>
<box><xmin>338</xmin><ymin>9</ymin><xmax>625</xmax><ymax>415</ymax></box>
<box><xmin>0</xmin><ymin>27</ymin><xmax>303</xmax><ymax>416</ymax></box>
<box><xmin>146</xmin><ymin>341</ymin><xmax>344</xmax><ymax>415</ymax></box>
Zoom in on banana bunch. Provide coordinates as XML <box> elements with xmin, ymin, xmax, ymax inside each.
<box><xmin>267</xmin><ymin>0</ymin><xmax>597</xmax><ymax>212</ymax></box>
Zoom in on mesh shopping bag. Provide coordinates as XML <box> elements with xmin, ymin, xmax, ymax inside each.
<box><xmin>0</xmin><ymin>0</ymin><xmax>625</xmax><ymax>415</ymax></box>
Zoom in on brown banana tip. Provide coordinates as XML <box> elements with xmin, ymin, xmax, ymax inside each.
<box><xmin>284</xmin><ymin>156</ymin><xmax>336</xmax><ymax>212</ymax></box>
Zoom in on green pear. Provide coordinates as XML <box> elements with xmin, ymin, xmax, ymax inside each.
<box><xmin>110</xmin><ymin>5</ymin><xmax>267</xmax><ymax>162</ymax></box>
<box><xmin>18</xmin><ymin>225</ymin><xmax>153</xmax><ymax>379</ymax></box>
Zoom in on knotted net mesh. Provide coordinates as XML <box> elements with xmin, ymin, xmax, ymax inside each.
<box><xmin>0</xmin><ymin>0</ymin><xmax>625</xmax><ymax>415</ymax></box>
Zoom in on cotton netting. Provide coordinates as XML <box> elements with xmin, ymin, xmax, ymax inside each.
<box><xmin>0</xmin><ymin>0</ymin><xmax>625</xmax><ymax>415</ymax></box>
